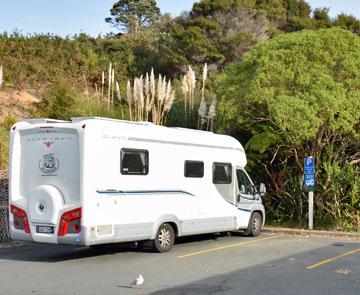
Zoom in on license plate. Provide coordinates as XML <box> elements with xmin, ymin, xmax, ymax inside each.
<box><xmin>36</xmin><ymin>226</ymin><xmax>54</xmax><ymax>234</ymax></box>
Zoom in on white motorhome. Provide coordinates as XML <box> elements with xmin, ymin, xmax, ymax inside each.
<box><xmin>9</xmin><ymin>117</ymin><xmax>266</xmax><ymax>252</ymax></box>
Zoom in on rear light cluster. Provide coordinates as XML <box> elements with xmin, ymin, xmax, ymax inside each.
<box><xmin>58</xmin><ymin>208</ymin><xmax>82</xmax><ymax>236</ymax></box>
<box><xmin>10</xmin><ymin>205</ymin><xmax>30</xmax><ymax>233</ymax></box>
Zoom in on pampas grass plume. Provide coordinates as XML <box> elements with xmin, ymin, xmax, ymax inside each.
<box><xmin>0</xmin><ymin>65</ymin><xmax>4</xmax><ymax>88</ymax></box>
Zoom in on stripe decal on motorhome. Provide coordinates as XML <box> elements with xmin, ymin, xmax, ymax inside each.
<box><xmin>237</xmin><ymin>208</ymin><xmax>252</xmax><ymax>212</ymax></box>
<box><xmin>96</xmin><ymin>190</ymin><xmax>195</xmax><ymax>196</ymax></box>
<box><xmin>128</xmin><ymin>137</ymin><xmax>244</xmax><ymax>152</ymax></box>
<box><xmin>225</xmin><ymin>200</ymin><xmax>252</xmax><ymax>213</ymax></box>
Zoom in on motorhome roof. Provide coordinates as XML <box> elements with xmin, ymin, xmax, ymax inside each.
<box><xmin>72</xmin><ymin>117</ymin><xmax>243</xmax><ymax>152</ymax></box>
<box><xmin>24</xmin><ymin>118</ymin><xmax>69</xmax><ymax>124</ymax></box>
<box><xmin>21</xmin><ymin>117</ymin><xmax>243</xmax><ymax>152</ymax></box>
<box><xmin>72</xmin><ymin>117</ymin><xmax>215</xmax><ymax>135</ymax></box>
<box><xmin>71</xmin><ymin>116</ymin><xmax>154</xmax><ymax>126</ymax></box>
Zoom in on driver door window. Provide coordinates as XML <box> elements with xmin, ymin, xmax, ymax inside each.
<box><xmin>236</xmin><ymin>169</ymin><xmax>254</xmax><ymax>200</ymax></box>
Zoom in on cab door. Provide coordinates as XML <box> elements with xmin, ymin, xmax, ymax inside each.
<box><xmin>235</xmin><ymin>167</ymin><xmax>259</xmax><ymax>228</ymax></box>
<box><xmin>236</xmin><ymin>168</ymin><xmax>258</xmax><ymax>204</ymax></box>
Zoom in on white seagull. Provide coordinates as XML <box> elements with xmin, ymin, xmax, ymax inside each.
<box><xmin>130</xmin><ymin>274</ymin><xmax>144</xmax><ymax>288</ymax></box>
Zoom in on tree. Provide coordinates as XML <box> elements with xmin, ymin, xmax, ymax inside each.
<box><xmin>162</xmin><ymin>22</ymin><xmax>224</xmax><ymax>68</ymax></box>
<box><xmin>281</xmin><ymin>0</ymin><xmax>312</xmax><ymax>32</ymax></box>
<box><xmin>334</xmin><ymin>13</ymin><xmax>360</xmax><ymax>35</ymax></box>
<box><xmin>254</xmin><ymin>0</ymin><xmax>286</xmax><ymax>23</ymax></box>
<box><xmin>191</xmin><ymin>0</ymin><xmax>255</xmax><ymax>17</ymax></box>
<box><xmin>217</xmin><ymin>28</ymin><xmax>360</xmax><ymax>229</ymax></box>
<box><xmin>313</xmin><ymin>7</ymin><xmax>331</xmax><ymax>28</ymax></box>
<box><xmin>161</xmin><ymin>1</ymin><xmax>270</xmax><ymax>72</ymax></box>
<box><xmin>105</xmin><ymin>0</ymin><xmax>160</xmax><ymax>34</ymax></box>
<box><xmin>283</xmin><ymin>0</ymin><xmax>311</xmax><ymax>20</ymax></box>
<box><xmin>212</xmin><ymin>8</ymin><xmax>269</xmax><ymax>63</ymax></box>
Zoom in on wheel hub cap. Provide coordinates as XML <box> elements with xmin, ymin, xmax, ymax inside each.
<box><xmin>158</xmin><ymin>229</ymin><xmax>171</xmax><ymax>247</ymax></box>
<box><xmin>253</xmin><ymin>216</ymin><xmax>261</xmax><ymax>232</ymax></box>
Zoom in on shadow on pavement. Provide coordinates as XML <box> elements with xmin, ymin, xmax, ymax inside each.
<box><xmin>150</xmin><ymin>243</ymin><xmax>360</xmax><ymax>295</ymax></box>
<box><xmin>0</xmin><ymin>242</ymin><xmax>138</xmax><ymax>262</ymax></box>
<box><xmin>0</xmin><ymin>232</ymin><xmax>246</xmax><ymax>263</ymax></box>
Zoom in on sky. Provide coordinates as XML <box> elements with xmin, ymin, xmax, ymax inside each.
<box><xmin>0</xmin><ymin>1</ymin><xmax>359</xmax><ymax>37</ymax></box>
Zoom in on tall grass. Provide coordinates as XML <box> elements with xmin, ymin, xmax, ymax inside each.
<box><xmin>78</xmin><ymin>62</ymin><xmax>176</xmax><ymax>125</ymax></box>
<box><xmin>180</xmin><ymin>64</ymin><xmax>217</xmax><ymax>131</ymax></box>
<box><xmin>125</xmin><ymin>69</ymin><xmax>175</xmax><ymax>125</ymax></box>
<box><xmin>0</xmin><ymin>65</ymin><xmax>3</xmax><ymax>88</ymax></box>
<box><xmin>0</xmin><ymin>126</ymin><xmax>9</xmax><ymax>170</ymax></box>
<box><xmin>0</xmin><ymin>117</ymin><xmax>14</xmax><ymax>170</ymax></box>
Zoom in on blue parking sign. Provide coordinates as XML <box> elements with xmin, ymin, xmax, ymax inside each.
<box><xmin>304</xmin><ymin>174</ymin><xmax>315</xmax><ymax>187</ymax></box>
<box><xmin>304</xmin><ymin>157</ymin><xmax>315</xmax><ymax>190</ymax></box>
<box><xmin>304</xmin><ymin>157</ymin><xmax>315</xmax><ymax>174</ymax></box>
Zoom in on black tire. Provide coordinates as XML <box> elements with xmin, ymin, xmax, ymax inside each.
<box><xmin>152</xmin><ymin>223</ymin><xmax>175</xmax><ymax>253</ymax></box>
<box><xmin>245</xmin><ymin>212</ymin><xmax>262</xmax><ymax>237</ymax></box>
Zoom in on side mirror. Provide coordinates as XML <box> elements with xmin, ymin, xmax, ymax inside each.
<box><xmin>259</xmin><ymin>183</ymin><xmax>266</xmax><ymax>196</ymax></box>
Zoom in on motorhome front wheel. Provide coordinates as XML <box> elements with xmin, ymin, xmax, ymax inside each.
<box><xmin>245</xmin><ymin>212</ymin><xmax>262</xmax><ymax>237</ymax></box>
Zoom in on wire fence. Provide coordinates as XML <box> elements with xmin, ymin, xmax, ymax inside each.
<box><xmin>0</xmin><ymin>169</ymin><xmax>11</xmax><ymax>242</ymax></box>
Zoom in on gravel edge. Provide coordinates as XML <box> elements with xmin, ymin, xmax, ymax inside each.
<box><xmin>0</xmin><ymin>241</ymin><xmax>33</xmax><ymax>249</ymax></box>
<box><xmin>263</xmin><ymin>226</ymin><xmax>360</xmax><ymax>240</ymax></box>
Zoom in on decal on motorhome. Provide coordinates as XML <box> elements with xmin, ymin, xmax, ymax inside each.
<box><xmin>39</xmin><ymin>154</ymin><xmax>59</xmax><ymax>174</ymax></box>
<box><xmin>96</xmin><ymin>189</ymin><xmax>195</xmax><ymax>196</ymax></box>
<box><xmin>26</xmin><ymin>136</ymin><xmax>74</xmax><ymax>143</ymax></box>
<box><xmin>43</xmin><ymin>141</ymin><xmax>54</xmax><ymax>149</ymax></box>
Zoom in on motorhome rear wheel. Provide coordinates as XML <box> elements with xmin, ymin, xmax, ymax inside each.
<box><xmin>152</xmin><ymin>223</ymin><xmax>175</xmax><ymax>253</ymax></box>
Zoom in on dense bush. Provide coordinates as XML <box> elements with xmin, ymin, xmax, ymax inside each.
<box><xmin>217</xmin><ymin>28</ymin><xmax>360</xmax><ymax>231</ymax></box>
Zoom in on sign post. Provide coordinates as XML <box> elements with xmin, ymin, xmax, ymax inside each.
<box><xmin>308</xmin><ymin>191</ymin><xmax>313</xmax><ymax>230</ymax></box>
<box><xmin>304</xmin><ymin>157</ymin><xmax>315</xmax><ymax>230</ymax></box>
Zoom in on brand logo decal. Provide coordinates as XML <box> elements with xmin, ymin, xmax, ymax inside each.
<box><xmin>26</xmin><ymin>136</ymin><xmax>74</xmax><ymax>143</ymax></box>
<box><xmin>39</xmin><ymin>154</ymin><xmax>59</xmax><ymax>174</ymax></box>
<box><xmin>43</xmin><ymin>141</ymin><xmax>54</xmax><ymax>149</ymax></box>
<box><xmin>38</xmin><ymin>201</ymin><xmax>46</xmax><ymax>212</ymax></box>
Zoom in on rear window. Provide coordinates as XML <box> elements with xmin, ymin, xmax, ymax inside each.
<box><xmin>213</xmin><ymin>163</ymin><xmax>232</xmax><ymax>184</ymax></box>
<box><xmin>184</xmin><ymin>161</ymin><xmax>204</xmax><ymax>178</ymax></box>
<box><xmin>121</xmin><ymin>149</ymin><xmax>149</xmax><ymax>175</ymax></box>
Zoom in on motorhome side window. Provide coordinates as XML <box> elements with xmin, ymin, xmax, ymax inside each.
<box><xmin>184</xmin><ymin>161</ymin><xmax>204</xmax><ymax>178</ymax></box>
<box><xmin>213</xmin><ymin>163</ymin><xmax>232</xmax><ymax>184</ymax></box>
<box><xmin>121</xmin><ymin>149</ymin><xmax>149</xmax><ymax>175</ymax></box>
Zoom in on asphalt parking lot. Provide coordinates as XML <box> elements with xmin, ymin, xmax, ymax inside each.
<box><xmin>0</xmin><ymin>233</ymin><xmax>359</xmax><ymax>295</ymax></box>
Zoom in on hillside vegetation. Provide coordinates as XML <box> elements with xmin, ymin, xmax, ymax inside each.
<box><xmin>0</xmin><ymin>0</ymin><xmax>359</xmax><ymax>231</ymax></box>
